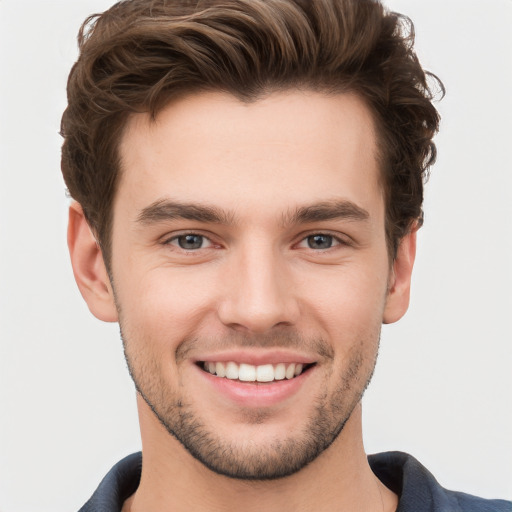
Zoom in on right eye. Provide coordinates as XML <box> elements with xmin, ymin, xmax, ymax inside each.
<box><xmin>304</xmin><ymin>234</ymin><xmax>337</xmax><ymax>250</ymax></box>
<box><xmin>166</xmin><ymin>234</ymin><xmax>213</xmax><ymax>250</ymax></box>
<box><xmin>296</xmin><ymin>233</ymin><xmax>345</xmax><ymax>251</ymax></box>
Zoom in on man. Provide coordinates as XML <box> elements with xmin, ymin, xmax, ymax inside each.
<box><xmin>60</xmin><ymin>0</ymin><xmax>511</xmax><ymax>511</ymax></box>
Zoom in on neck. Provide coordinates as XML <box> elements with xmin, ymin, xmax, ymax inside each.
<box><xmin>124</xmin><ymin>398</ymin><xmax>397</xmax><ymax>512</ymax></box>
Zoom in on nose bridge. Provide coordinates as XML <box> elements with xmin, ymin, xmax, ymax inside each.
<box><xmin>218</xmin><ymin>238</ymin><xmax>298</xmax><ymax>333</ymax></box>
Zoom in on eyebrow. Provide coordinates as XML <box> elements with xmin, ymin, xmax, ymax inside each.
<box><xmin>137</xmin><ymin>199</ymin><xmax>235</xmax><ymax>225</ymax></box>
<box><xmin>282</xmin><ymin>200</ymin><xmax>370</xmax><ymax>226</ymax></box>
<box><xmin>136</xmin><ymin>198</ymin><xmax>369</xmax><ymax>227</ymax></box>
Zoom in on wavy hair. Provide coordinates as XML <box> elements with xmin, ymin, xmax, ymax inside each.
<box><xmin>61</xmin><ymin>0</ymin><xmax>443</xmax><ymax>266</ymax></box>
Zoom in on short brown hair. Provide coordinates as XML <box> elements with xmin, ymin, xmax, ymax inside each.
<box><xmin>61</xmin><ymin>0</ymin><xmax>443</xmax><ymax>267</ymax></box>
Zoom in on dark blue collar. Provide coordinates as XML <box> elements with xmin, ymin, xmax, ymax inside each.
<box><xmin>78</xmin><ymin>451</ymin><xmax>511</xmax><ymax>512</ymax></box>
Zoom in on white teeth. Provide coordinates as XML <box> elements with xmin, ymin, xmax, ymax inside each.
<box><xmin>285</xmin><ymin>363</ymin><xmax>296</xmax><ymax>380</ymax></box>
<box><xmin>225</xmin><ymin>361</ymin><xmax>239</xmax><ymax>380</ymax></box>
<box><xmin>256</xmin><ymin>364</ymin><xmax>274</xmax><ymax>382</ymax></box>
<box><xmin>239</xmin><ymin>363</ymin><xmax>256</xmax><ymax>382</ymax></box>
<box><xmin>215</xmin><ymin>362</ymin><xmax>226</xmax><ymax>377</ymax></box>
<box><xmin>274</xmin><ymin>363</ymin><xmax>286</xmax><ymax>380</ymax></box>
<box><xmin>202</xmin><ymin>361</ymin><xmax>308</xmax><ymax>382</ymax></box>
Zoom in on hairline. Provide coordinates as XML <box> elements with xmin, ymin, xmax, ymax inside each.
<box><xmin>96</xmin><ymin>85</ymin><xmax>408</xmax><ymax>271</ymax></box>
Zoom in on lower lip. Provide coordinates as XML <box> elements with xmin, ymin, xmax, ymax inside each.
<box><xmin>195</xmin><ymin>365</ymin><xmax>314</xmax><ymax>408</ymax></box>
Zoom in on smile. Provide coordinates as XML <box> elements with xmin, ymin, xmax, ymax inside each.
<box><xmin>200</xmin><ymin>361</ymin><xmax>314</xmax><ymax>382</ymax></box>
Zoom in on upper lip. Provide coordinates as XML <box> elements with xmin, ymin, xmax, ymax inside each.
<box><xmin>193</xmin><ymin>350</ymin><xmax>317</xmax><ymax>366</ymax></box>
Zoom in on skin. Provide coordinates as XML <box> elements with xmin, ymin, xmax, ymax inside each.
<box><xmin>68</xmin><ymin>90</ymin><xmax>416</xmax><ymax>512</ymax></box>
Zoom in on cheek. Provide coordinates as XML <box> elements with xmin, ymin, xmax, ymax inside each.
<box><xmin>298</xmin><ymin>260</ymin><xmax>389</xmax><ymax>332</ymax></box>
<box><xmin>114</xmin><ymin>266</ymin><xmax>218</xmax><ymax>351</ymax></box>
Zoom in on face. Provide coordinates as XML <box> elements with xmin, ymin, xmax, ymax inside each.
<box><xmin>77</xmin><ymin>91</ymin><xmax>413</xmax><ymax>480</ymax></box>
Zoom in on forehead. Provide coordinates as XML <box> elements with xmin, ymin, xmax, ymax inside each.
<box><xmin>117</xmin><ymin>90</ymin><xmax>383</xmax><ymax>223</ymax></box>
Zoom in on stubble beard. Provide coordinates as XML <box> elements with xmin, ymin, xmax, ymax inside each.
<box><xmin>121</xmin><ymin>328</ymin><xmax>379</xmax><ymax>481</ymax></box>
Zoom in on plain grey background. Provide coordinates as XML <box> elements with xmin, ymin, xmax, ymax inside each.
<box><xmin>1</xmin><ymin>1</ymin><xmax>511</xmax><ymax>511</ymax></box>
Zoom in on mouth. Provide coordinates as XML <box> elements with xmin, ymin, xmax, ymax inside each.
<box><xmin>198</xmin><ymin>361</ymin><xmax>316</xmax><ymax>383</ymax></box>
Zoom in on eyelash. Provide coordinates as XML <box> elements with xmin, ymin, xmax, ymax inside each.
<box><xmin>163</xmin><ymin>232</ymin><xmax>215</xmax><ymax>251</ymax></box>
<box><xmin>296</xmin><ymin>233</ymin><xmax>348</xmax><ymax>250</ymax></box>
<box><xmin>162</xmin><ymin>231</ymin><xmax>350</xmax><ymax>252</ymax></box>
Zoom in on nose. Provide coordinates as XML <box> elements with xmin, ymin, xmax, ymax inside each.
<box><xmin>217</xmin><ymin>244</ymin><xmax>300</xmax><ymax>334</ymax></box>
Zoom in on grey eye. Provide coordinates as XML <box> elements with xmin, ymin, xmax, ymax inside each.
<box><xmin>177</xmin><ymin>234</ymin><xmax>204</xmax><ymax>250</ymax></box>
<box><xmin>307</xmin><ymin>234</ymin><xmax>334</xmax><ymax>249</ymax></box>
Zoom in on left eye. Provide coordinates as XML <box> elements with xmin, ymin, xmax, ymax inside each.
<box><xmin>300</xmin><ymin>234</ymin><xmax>339</xmax><ymax>250</ymax></box>
<box><xmin>168</xmin><ymin>234</ymin><xmax>212</xmax><ymax>250</ymax></box>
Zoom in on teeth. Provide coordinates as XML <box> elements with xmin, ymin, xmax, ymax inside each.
<box><xmin>202</xmin><ymin>361</ymin><xmax>308</xmax><ymax>382</ymax></box>
<box><xmin>239</xmin><ymin>363</ymin><xmax>256</xmax><ymax>382</ymax></box>
<box><xmin>274</xmin><ymin>363</ymin><xmax>286</xmax><ymax>380</ymax></box>
<box><xmin>215</xmin><ymin>362</ymin><xmax>226</xmax><ymax>378</ymax></box>
<box><xmin>225</xmin><ymin>361</ymin><xmax>239</xmax><ymax>380</ymax></box>
<box><xmin>256</xmin><ymin>364</ymin><xmax>274</xmax><ymax>382</ymax></box>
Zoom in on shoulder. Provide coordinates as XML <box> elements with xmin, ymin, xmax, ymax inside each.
<box><xmin>368</xmin><ymin>451</ymin><xmax>512</xmax><ymax>512</ymax></box>
<box><xmin>78</xmin><ymin>452</ymin><xmax>142</xmax><ymax>512</ymax></box>
<box><xmin>449</xmin><ymin>490</ymin><xmax>512</xmax><ymax>512</ymax></box>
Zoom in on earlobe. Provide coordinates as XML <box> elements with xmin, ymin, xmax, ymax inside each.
<box><xmin>382</xmin><ymin>229</ymin><xmax>417</xmax><ymax>325</ymax></box>
<box><xmin>67</xmin><ymin>202</ymin><xmax>118</xmax><ymax>322</ymax></box>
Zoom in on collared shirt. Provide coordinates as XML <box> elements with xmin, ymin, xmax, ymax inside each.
<box><xmin>78</xmin><ymin>451</ymin><xmax>512</xmax><ymax>511</ymax></box>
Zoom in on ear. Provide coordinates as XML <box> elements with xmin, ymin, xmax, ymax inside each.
<box><xmin>67</xmin><ymin>202</ymin><xmax>118</xmax><ymax>322</ymax></box>
<box><xmin>383</xmin><ymin>229</ymin><xmax>417</xmax><ymax>324</ymax></box>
